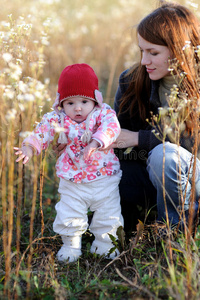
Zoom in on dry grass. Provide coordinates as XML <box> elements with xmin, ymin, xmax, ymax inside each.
<box><xmin>1</xmin><ymin>0</ymin><xmax>200</xmax><ymax>299</ymax></box>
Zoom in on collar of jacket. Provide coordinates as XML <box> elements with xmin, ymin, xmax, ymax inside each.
<box><xmin>149</xmin><ymin>80</ymin><xmax>161</xmax><ymax>114</ymax></box>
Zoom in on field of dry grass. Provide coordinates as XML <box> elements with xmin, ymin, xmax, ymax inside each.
<box><xmin>1</xmin><ymin>0</ymin><xmax>200</xmax><ymax>299</ymax></box>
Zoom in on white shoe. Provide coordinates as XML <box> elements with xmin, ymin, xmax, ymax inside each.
<box><xmin>56</xmin><ymin>245</ymin><xmax>82</xmax><ymax>263</ymax></box>
<box><xmin>56</xmin><ymin>235</ymin><xmax>82</xmax><ymax>263</ymax></box>
<box><xmin>90</xmin><ymin>240</ymin><xmax>120</xmax><ymax>260</ymax></box>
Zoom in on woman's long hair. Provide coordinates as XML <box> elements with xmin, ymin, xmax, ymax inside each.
<box><xmin>119</xmin><ymin>1</ymin><xmax>200</xmax><ymax>121</ymax></box>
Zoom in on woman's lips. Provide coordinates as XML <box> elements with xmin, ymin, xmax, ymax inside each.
<box><xmin>146</xmin><ymin>68</ymin><xmax>156</xmax><ymax>73</ymax></box>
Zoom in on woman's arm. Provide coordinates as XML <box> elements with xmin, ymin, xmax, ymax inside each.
<box><xmin>107</xmin><ymin>129</ymin><xmax>138</xmax><ymax>149</ymax></box>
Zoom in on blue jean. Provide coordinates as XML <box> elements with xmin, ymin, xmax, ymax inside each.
<box><xmin>147</xmin><ymin>142</ymin><xmax>200</xmax><ymax>225</ymax></box>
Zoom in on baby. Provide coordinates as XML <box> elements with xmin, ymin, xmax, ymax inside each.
<box><xmin>14</xmin><ymin>63</ymin><xmax>124</xmax><ymax>262</ymax></box>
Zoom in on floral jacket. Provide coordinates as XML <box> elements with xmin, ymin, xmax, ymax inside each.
<box><xmin>23</xmin><ymin>103</ymin><xmax>121</xmax><ymax>183</ymax></box>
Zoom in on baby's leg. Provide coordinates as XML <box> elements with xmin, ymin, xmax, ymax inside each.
<box><xmin>53</xmin><ymin>179</ymin><xmax>88</xmax><ymax>263</ymax></box>
<box><xmin>89</xmin><ymin>174</ymin><xmax>124</xmax><ymax>259</ymax></box>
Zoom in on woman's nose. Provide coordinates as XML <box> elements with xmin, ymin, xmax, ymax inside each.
<box><xmin>141</xmin><ymin>53</ymin><xmax>151</xmax><ymax>65</ymax></box>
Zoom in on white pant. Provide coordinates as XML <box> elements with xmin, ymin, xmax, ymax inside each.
<box><xmin>53</xmin><ymin>173</ymin><xmax>124</xmax><ymax>250</ymax></box>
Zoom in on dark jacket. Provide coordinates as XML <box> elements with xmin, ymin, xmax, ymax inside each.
<box><xmin>114</xmin><ymin>69</ymin><xmax>195</xmax><ymax>160</ymax></box>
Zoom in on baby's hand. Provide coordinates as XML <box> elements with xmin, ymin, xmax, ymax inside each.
<box><xmin>83</xmin><ymin>140</ymin><xmax>100</xmax><ymax>161</ymax></box>
<box><xmin>14</xmin><ymin>146</ymin><xmax>34</xmax><ymax>164</ymax></box>
<box><xmin>52</xmin><ymin>142</ymin><xmax>66</xmax><ymax>156</ymax></box>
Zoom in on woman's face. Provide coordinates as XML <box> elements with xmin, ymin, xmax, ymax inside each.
<box><xmin>138</xmin><ymin>33</ymin><xmax>171</xmax><ymax>80</ymax></box>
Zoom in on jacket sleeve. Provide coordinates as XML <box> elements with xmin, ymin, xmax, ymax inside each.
<box><xmin>92</xmin><ymin>104</ymin><xmax>121</xmax><ymax>149</ymax></box>
<box><xmin>138</xmin><ymin>129</ymin><xmax>162</xmax><ymax>152</ymax></box>
<box><xmin>22</xmin><ymin>112</ymin><xmax>58</xmax><ymax>154</ymax></box>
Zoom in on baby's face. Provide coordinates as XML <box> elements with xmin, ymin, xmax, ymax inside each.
<box><xmin>62</xmin><ymin>96</ymin><xmax>95</xmax><ymax>123</ymax></box>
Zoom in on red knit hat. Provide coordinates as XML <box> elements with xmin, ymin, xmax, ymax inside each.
<box><xmin>53</xmin><ymin>64</ymin><xmax>103</xmax><ymax>112</ymax></box>
<box><xmin>53</xmin><ymin>64</ymin><xmax>104</xmax><ymax>144</ymax></box>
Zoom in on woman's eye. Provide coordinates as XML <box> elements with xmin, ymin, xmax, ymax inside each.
<box><xmin>151</xmin><ymin>52</ymin><xmax>158</xmax><ymax>56</ymax></box>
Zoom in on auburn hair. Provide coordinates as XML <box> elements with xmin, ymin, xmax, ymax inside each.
<box><xmin>119</xmin><ymin>1</ymin><xmax>200</xmax><ymax>121</ymax></box>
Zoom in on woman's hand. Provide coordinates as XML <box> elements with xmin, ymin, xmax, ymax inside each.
<box><xmin>106</xmin><ymin>129</ymin><xmax>139</xmax><ymax>149</ymax></box>
<box><xmin>14</xmin><ymin>146</ymin><xmax>34</xmax><ymax>164</ymax></box>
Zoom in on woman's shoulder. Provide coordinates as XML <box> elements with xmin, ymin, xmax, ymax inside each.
<box><xmin>119</xmin><ymin>69</ymin><xmax>131</xmax><ymax>84</ymax></box>
<box><xmin>119</xmin><ymin>64</ymin><xmax>139</xmax><ymax>84</ymax></box>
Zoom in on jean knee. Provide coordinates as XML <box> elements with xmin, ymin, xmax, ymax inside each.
<box><xmin>147</xmin><ymin>143</ymin><xmax>181</xmax><ymax>186</ymax></box>
<box><xmin>147</xmin><ymin>144</ymin><xmax>164</xmax><ymax>183</ymax></box>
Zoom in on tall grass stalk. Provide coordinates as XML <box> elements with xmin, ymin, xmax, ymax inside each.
<box><xmin>39</xmin><ymin>151</ymin><xmax>46</xmax><ymax>237</ymax></box>
<box><xmin>106</xmin><ymin>43</ymin><xmax>125</xmax><ymax>104</ymax></box>
<box><xmin>162</xmin><ymin>139</ymin><xmax>173</xmax><ymax>264</ymax></box>
<box><xmin>16</xmin><ymin>135</ymin><xmax>23</xmax><ymax>267</ymax></box>
<box><xmin>26</xmin><ymin>157</ymin><xmax>38</xmax><ymax>297</ymax></box>
<box><xmin>6</xmin><ymin>122</ymin><xmax>15</xmax><ymax>298</ymax></box>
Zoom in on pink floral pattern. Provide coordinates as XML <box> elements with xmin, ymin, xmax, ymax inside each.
<box><xmin>23</xmin><ymin>103</ymin><xmax>121</xmax><ymax>183</ymax></box>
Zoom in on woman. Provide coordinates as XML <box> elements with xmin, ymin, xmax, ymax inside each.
<box><xmin>112</xmin><ymin>1</ymin><xmax>200</xmax><ymax>234</ymax></box>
